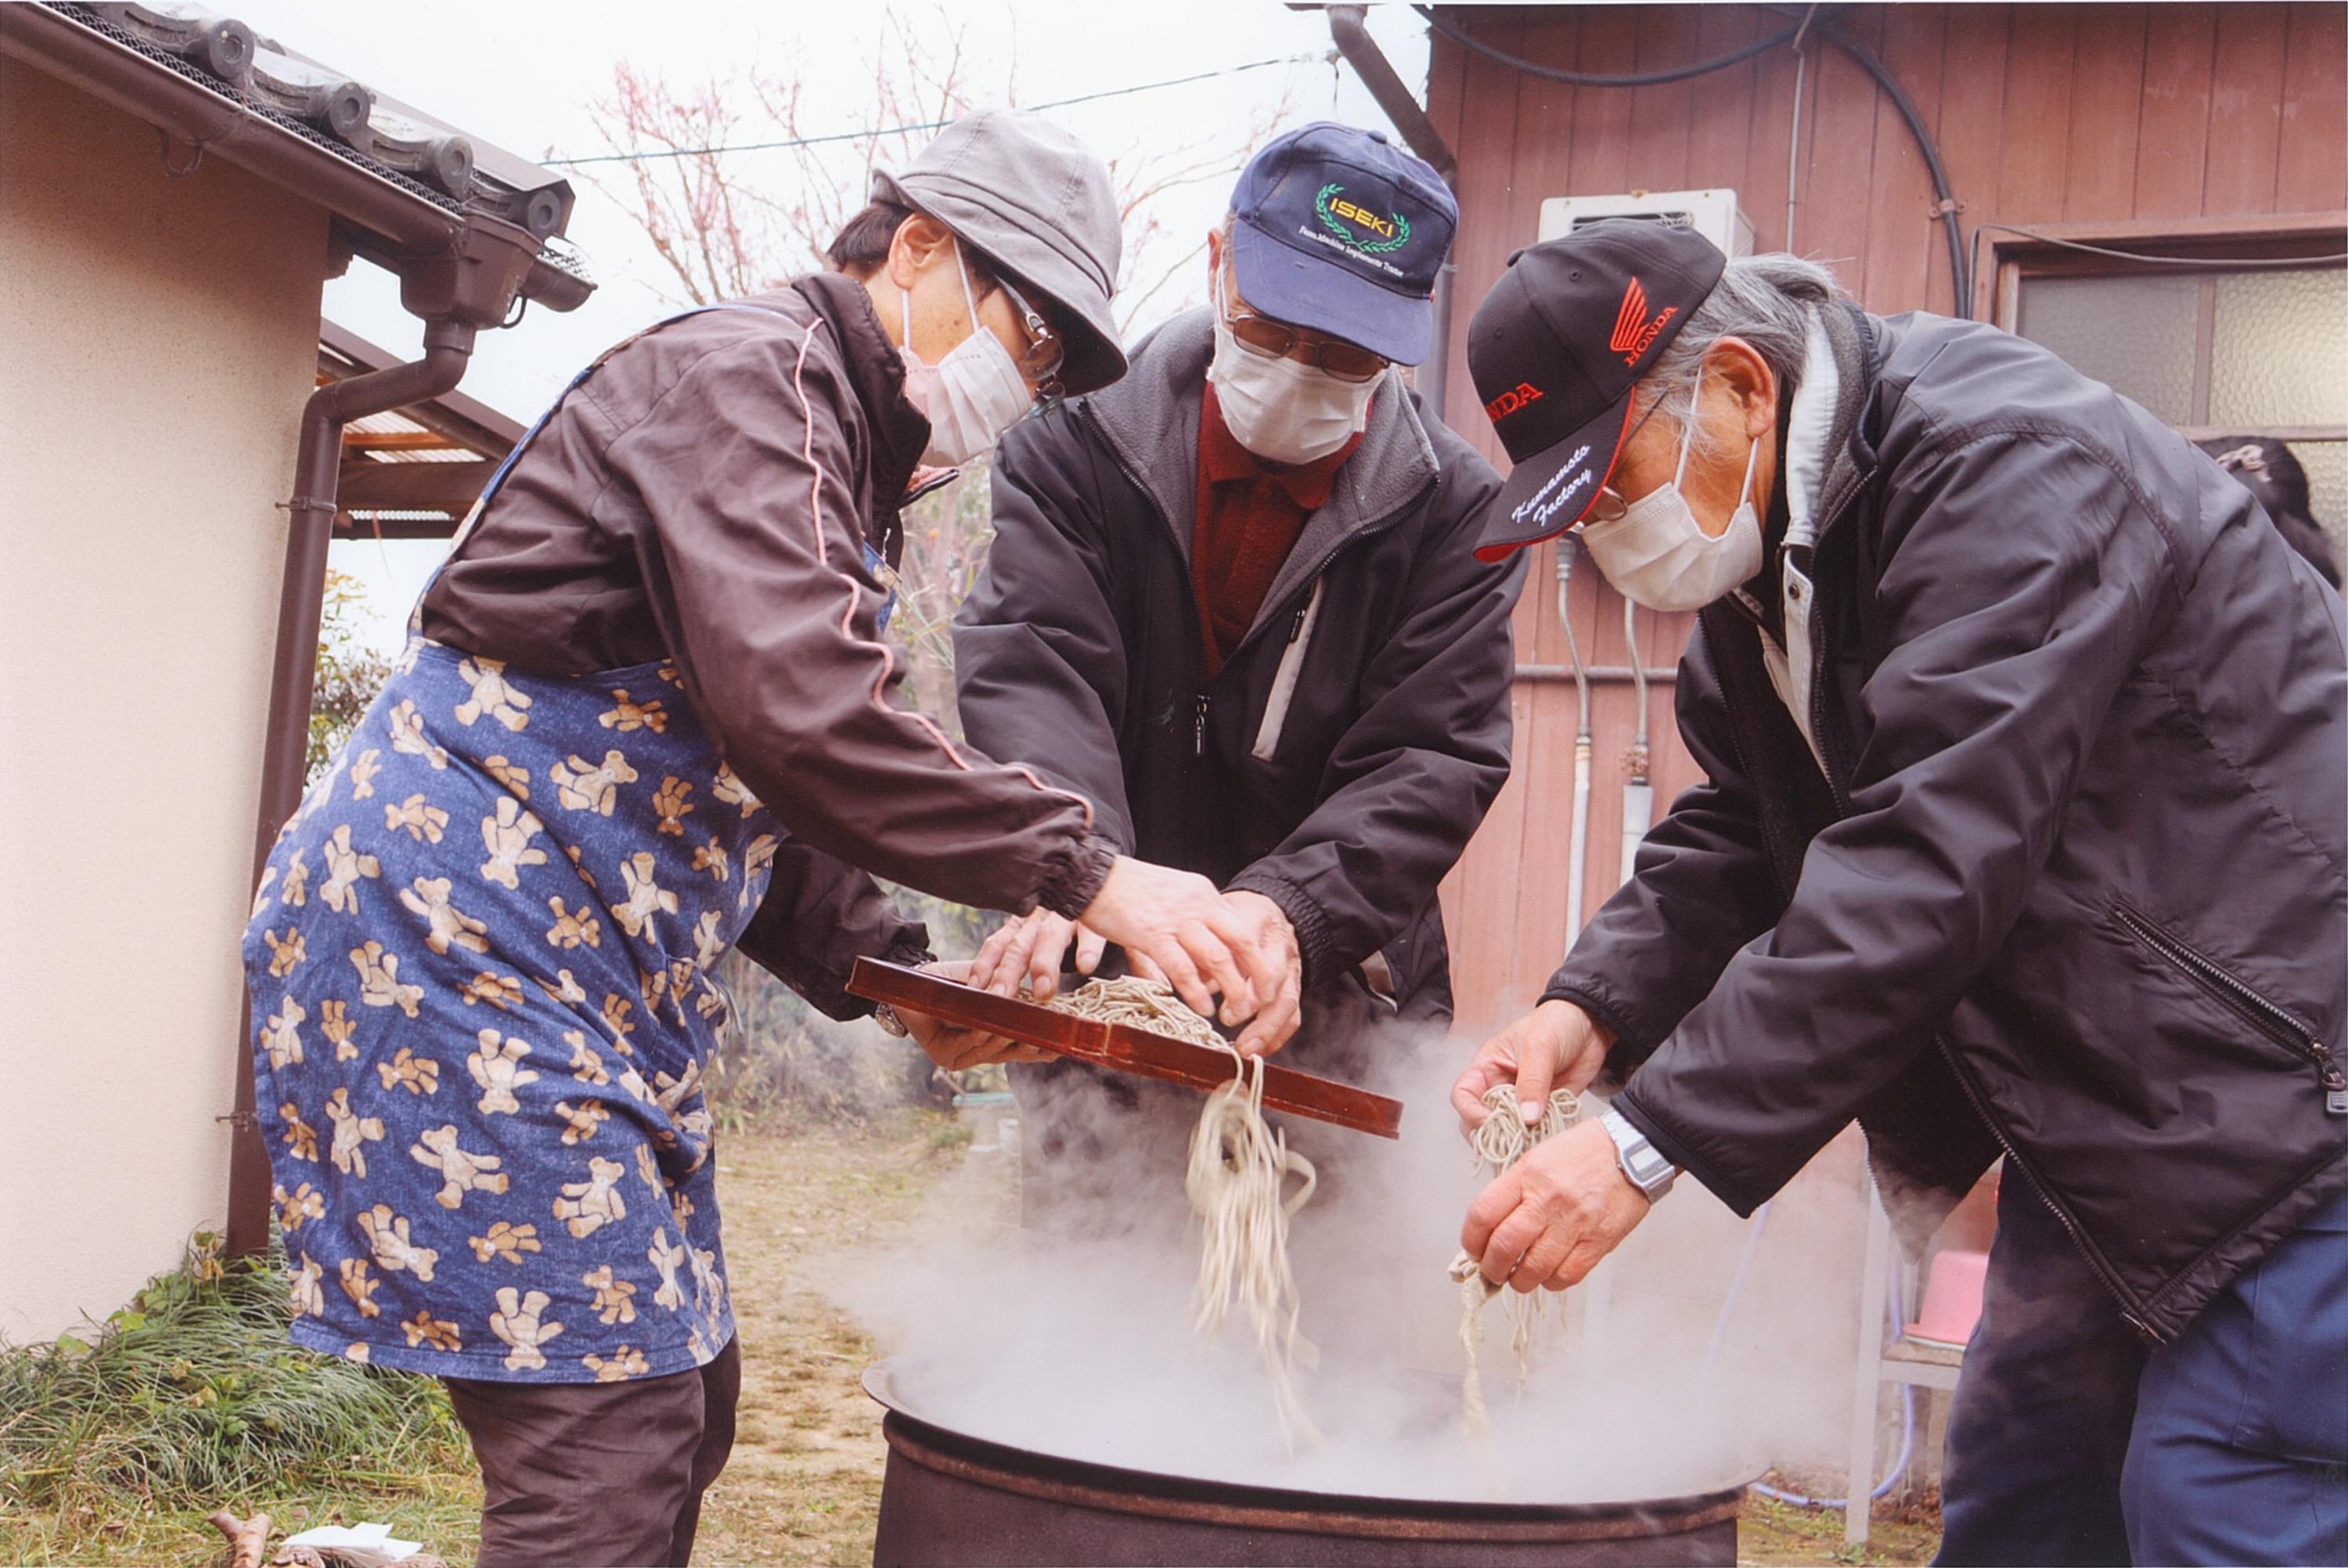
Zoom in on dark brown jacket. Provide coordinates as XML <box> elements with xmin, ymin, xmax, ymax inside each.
<box><xmin>420</xmin><ymin>272</ymin><xmax>1115</xmax><ymax>1015</ymax></box>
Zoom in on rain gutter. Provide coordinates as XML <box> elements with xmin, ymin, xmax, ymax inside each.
<box><xmin>0</xmin><ymin>2</ymin><xmax>576</xmax><ymax>1257</ymax></box>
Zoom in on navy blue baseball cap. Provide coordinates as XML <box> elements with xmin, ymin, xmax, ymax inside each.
<box><xmin>1228</xmin><ymin>121</ymin><xmax>1457</xmax><ymax>367</ymax></box>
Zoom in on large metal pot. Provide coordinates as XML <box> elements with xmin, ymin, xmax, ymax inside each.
<box><xmin>864</xmin><ymin>1360</ymin><xmax>1747</xmax><ymax>1567</ymax></box>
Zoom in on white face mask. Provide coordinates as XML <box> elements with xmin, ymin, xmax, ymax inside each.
<box><xmin>1205</xmin><ymin>288</ymin><xmax>1377</xmax><ymax>466</ymax></box>
<box><xmin>1578</xmin><ymin>397</ymin><xmax>1764</xmax><ymax>613</ymax></box>
<box><xmin>900</xmin><ymin>239</ymin><xmax>1032</xmax><ymax>466</ymax></box>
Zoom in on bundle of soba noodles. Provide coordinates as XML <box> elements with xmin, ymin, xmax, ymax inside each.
<box><xmin>1451</xmin><ymin>1083</ymin><xmax>1583</xmax><ymax>1436</ymax></box>
<box><xmin>1045</xmin><ymin>976</ymin><xmax>1321</xmax><ymax>1450</ymax></box>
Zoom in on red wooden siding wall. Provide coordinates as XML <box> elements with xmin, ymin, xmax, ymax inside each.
<box><xmin>1426</xmin><ymin>3</ymin><xmax>2348</xmax><ymax>1031</ymax></box>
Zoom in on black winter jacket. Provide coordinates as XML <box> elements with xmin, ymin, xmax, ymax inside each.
<box><xmin>1552</xmin><ymin>303</ymin><xmax>2348</xmax><ymax>1343</ymax></box>
<box><xmin>957</xmin><ymin>309</ymin><xmax>1525</xmax><ymax>1034</ymax></box>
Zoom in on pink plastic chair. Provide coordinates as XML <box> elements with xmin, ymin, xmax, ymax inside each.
<box><xmin>1905</xmin><ymin>1248</ymin><xmax>1990</xmax><ymax>1347</ymax></box>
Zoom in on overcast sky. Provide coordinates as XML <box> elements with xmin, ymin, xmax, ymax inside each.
<box><xmin>220</xmin><ymin>0</ymin><xmax>1431</xmax><ymax>651</ymax></box>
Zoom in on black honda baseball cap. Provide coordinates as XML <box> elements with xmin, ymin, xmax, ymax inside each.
<box><xmin>1469</xmin><ymin>219</ymin><xmax>1727</xmax><ymax>560</ymax></box>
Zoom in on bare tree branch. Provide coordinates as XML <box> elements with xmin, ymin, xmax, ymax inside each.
<box><xmin>578</xmin><ymin>7</ymin><xmax>1299</xmax><ymax>732</ymax></box>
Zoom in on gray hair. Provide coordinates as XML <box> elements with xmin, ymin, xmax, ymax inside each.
<box><xmin>1634</xmin><ymin>251</ymin><xmax>1842</xmax><ymax>459</ymax></box>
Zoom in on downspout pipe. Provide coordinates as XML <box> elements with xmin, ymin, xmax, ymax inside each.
<box><xmin>224</xmin><ymin>318</ymin><xmax>477</xmax><ymax>1259</ymax></box>
<box><xmin>1325</xmin><ymin>4</ymin><xmax>1460</xmax><ymax>428</ymax></box>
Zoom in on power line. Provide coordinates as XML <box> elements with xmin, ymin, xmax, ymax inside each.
<box><xmin>542</xmin><ymin>52</ymin><xmax>1327</xmax><ymax>168</ymax></box>
<box><xmin>1972</xmin><ymin>222</ymin><xmax>2348</xmax><ymax>270</ymax></box>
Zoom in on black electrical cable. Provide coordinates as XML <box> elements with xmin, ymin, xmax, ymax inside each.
<box><xmin>1413</xmin><ymin>4</ymin><xmax>1975</xmax><ymax>317</ymax></box>
<box><xmin>1413</xmin><ymin>5</ymin><xmax>1799</xmax><ymax>88</ymax></box>
<box><xmin>1800</xmin><ymin>16</ymin><xmax>1971</xmax><ymax>315</ymax></box>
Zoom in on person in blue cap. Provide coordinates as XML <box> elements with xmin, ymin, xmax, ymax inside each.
<box><xmin>953</xmin><ymin>122</ymin><xmax>1528</xmax><ymax>1220</ymax></box>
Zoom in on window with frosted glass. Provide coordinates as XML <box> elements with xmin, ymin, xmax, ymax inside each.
<box><xmin>2017</xmin><ymin>265</ymin><xmax>2346</xmax><ymax>572</ymax></box>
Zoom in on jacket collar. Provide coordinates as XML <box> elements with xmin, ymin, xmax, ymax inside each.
<box><xmin>790</xmin><ymin>271</ymin><xmax>929</xmax><ymax>520</ymax></box>
<box><xmin>1782</xmin><ymin>308</ymin><xmax>1844</xmax><ymax>548</ymax></box>
<box><xmin>1805</xmin><ymin>300</ymin><xmax>1880</xmax><ymax>547</ymax></box>
<box><xmin>1080</xmin><ymin>307</ymin><xmax>1439</xmax><ymax>624</ymax></box>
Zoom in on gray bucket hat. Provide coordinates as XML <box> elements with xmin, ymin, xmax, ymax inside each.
<box><xmin>873</xmin><ymin>108</ymin><xmax>1126</xmax><ymax>396</ymax></box>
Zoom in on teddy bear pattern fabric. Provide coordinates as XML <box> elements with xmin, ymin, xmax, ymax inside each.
<box><xmin>241</xmin><ymin>633</ymin><xmax>780</xmax><ymax>1383</ymax></box>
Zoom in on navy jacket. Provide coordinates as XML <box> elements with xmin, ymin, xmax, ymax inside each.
<box><xmin>1554</xmin><ymin>304</ymin><xmax>2348</xmax><ymax>1343</ymax></box>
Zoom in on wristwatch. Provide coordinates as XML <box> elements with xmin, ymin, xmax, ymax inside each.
<box><xmin>1601</xmin><ymin>1109</ymin><xmax>1677</xmax><ymax>1203</ymax></box>
<box><xmin>871</xmin><ymin>1002</ymin><xmax>910</xmax><ymax>1038</ymax></box>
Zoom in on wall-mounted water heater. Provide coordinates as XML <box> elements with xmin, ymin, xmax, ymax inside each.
<box><xmin>1536</xmin><ymin>188</ymin><xmax>1755</xmax><ymax>258</ymax></box>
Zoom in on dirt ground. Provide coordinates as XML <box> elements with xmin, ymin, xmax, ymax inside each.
<box><xmin>686</xmin><ymin>1110</ymin><xmax>979</xmax><ymax>1567</ymax></box>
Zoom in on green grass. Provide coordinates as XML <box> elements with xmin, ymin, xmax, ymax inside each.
<box><xmin>0</xmin><ymin>1233</ymin><xmax>478</xmax><ymax>1566</ymax></box>
<box><xmin>1740</xmin><ymin>1487</ymin><xmax>1943</xmax><ymax>1565</ymax></box>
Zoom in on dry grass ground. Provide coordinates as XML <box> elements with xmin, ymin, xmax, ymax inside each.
<box><xmin>3</xmin><ymin>1109</ymin><xmax>1937</xmax><ymax>1566</ymax></box>
<box><xmin>1740</xmin><ymin>1491</ymin><xmax>1943</xmax><ymax>1565</ymax></box>
<box><xmin>687</xmin><ymin>1109</ymin><xmax>976</xmax><ymax>1567</ymax></box>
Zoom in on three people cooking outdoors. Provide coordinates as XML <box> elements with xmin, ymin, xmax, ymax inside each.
<box><xmin>244</xmin><ymin>108</ymin><xmax>2345</xmax><ymax>1568</ymax></box>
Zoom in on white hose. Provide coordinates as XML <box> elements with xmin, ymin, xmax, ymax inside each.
<box><xmin>1558</xmin><ymin>544</ymin><xmax>1593</xmax><ymax>949</ymax></box>
<box><xmin>1620</xmin><ymin>595</ymin><xmax>1654</xmax><ymax>887</ymax></box>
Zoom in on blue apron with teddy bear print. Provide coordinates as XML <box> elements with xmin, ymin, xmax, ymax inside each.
<box><xmin>239</xmin><ymin>303</ymin><xmax>882</xmax><ymax>1383</ymax></box>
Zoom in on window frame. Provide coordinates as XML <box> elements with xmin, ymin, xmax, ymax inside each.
<box><xmin>1988</xmin><ymin>214</ymin><xmax>2348</xmax><ymax>447</ymax></box>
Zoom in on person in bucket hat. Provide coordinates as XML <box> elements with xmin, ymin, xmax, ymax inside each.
<box><xmin>241</xmin><ymin>110</ymin><xmax>1291</xmax><ymax>1567</ymax></box>
<box><xmin>1450</xmin><ymin>218</ymin><xmax>2346</xmax><ymax>1566</ymax></box>
<box><xmin>953</xmin><ymin>122</ymin><xmax>1527</xmax><ymax>1225</ymax></box>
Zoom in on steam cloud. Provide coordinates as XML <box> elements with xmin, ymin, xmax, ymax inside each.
<box><xmin>818</xmin><ymin>1023</ymin><xmax>1874</xmax><ymax>1505</ymax></box>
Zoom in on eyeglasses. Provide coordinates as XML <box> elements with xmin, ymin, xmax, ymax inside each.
<box><xmin>992</xmin><ymin>272</ymin><xmax>1068</xmax><ymax>412</ymax></box>
<box><xmin>1219</xmin><ymin>273</ymin><xmax>1388</xmax><ymax>383</ymax></box>
<box><xmin>1580</xmin><ymin>393</ymin><xmax>1673</xmax><ymax>527</ymax></box>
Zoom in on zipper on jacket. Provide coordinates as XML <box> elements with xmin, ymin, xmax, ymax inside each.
<box><xmin>2112</xmin><ymin>900</ymin><xmax>2347</xmax><ymax>1116</ymax></box>
<box><xmin>1934</xmin><ymin>1031</ymin><xmax>2164</xmax><ymax>1343</ymax></box>
<box><xmin>1763</xmin><ymin>542</ymin><xmax>2156</xmax><ymax>1336</ymax></box>
<box><xmin>1193</xmin><ymin>694</ymin><xmax>1209</xmax><ymax>757</ymax></box>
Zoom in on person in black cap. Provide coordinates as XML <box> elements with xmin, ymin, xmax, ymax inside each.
<box><xmin>1447</xmin><ymin>219</ymin><xmax>2346</xmax><ymax>1566</ymax></box>
<box><xmin>952</xmin><ymin>121</ymin><xmax>1526</xmax><ymax>1221</ymax></box>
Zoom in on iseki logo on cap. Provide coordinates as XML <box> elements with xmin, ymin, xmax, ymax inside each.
<box><xmin>1315</xmin><ymin>185</ymin><xmax>1411</xmax><ymax>253</ymax></box>
<box><xmin>1306</xmin><ymin>182</ymin><xmax>1414</xmax><ymax>280</ymax></box>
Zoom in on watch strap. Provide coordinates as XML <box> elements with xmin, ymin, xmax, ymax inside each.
<box><xmin>1601</xmin><ymin>1107</ymin><xmax>1676</xmax><ymax>1202</ymax></box>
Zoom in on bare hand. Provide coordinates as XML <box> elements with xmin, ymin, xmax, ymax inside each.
<box><xmin>1461</xmin><ymin>1118</ymin><xmax>1650</xmax><ymax>1293</ymax></box>
<box><xmin>1450</xmin><ymin>1000</ymin><xmax>1613</xmax><ymax>1136</ymax></box>
<box><xmin>1221</xmin><ymin>891</ymin><xmax>1302</xmax><ymax>1056</ymax></box>
<box><xmin>900</xmin><ymin>959</ymin><xmax>1051</xmax><ymax>1069</ymax></box>
<box><xmin>1077</xmin><ymin>856</ymin><xmax>1269</xmax><ymax>1027</ymax></box>
<box><xmin>968</xmin><ymin>909</ymin><xmax>1106</xmax><ymax>1001</ymax></box>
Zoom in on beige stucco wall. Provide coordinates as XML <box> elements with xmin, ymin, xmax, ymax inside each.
<box><xmin>0</xmin><ymin>58</ymin><xmax>327</xmax><ymax>1343</ymax></box>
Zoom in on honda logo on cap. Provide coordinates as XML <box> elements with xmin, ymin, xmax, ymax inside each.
<box><xmin>1482</xmin><ymin>382</ymin><xmax>1544</xmax><ymax>422</ymax></box>
<box><xmin>1608</xmin><ymin>277</ymin><xmax>1678</xmax><ymax>368</ymax></box>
